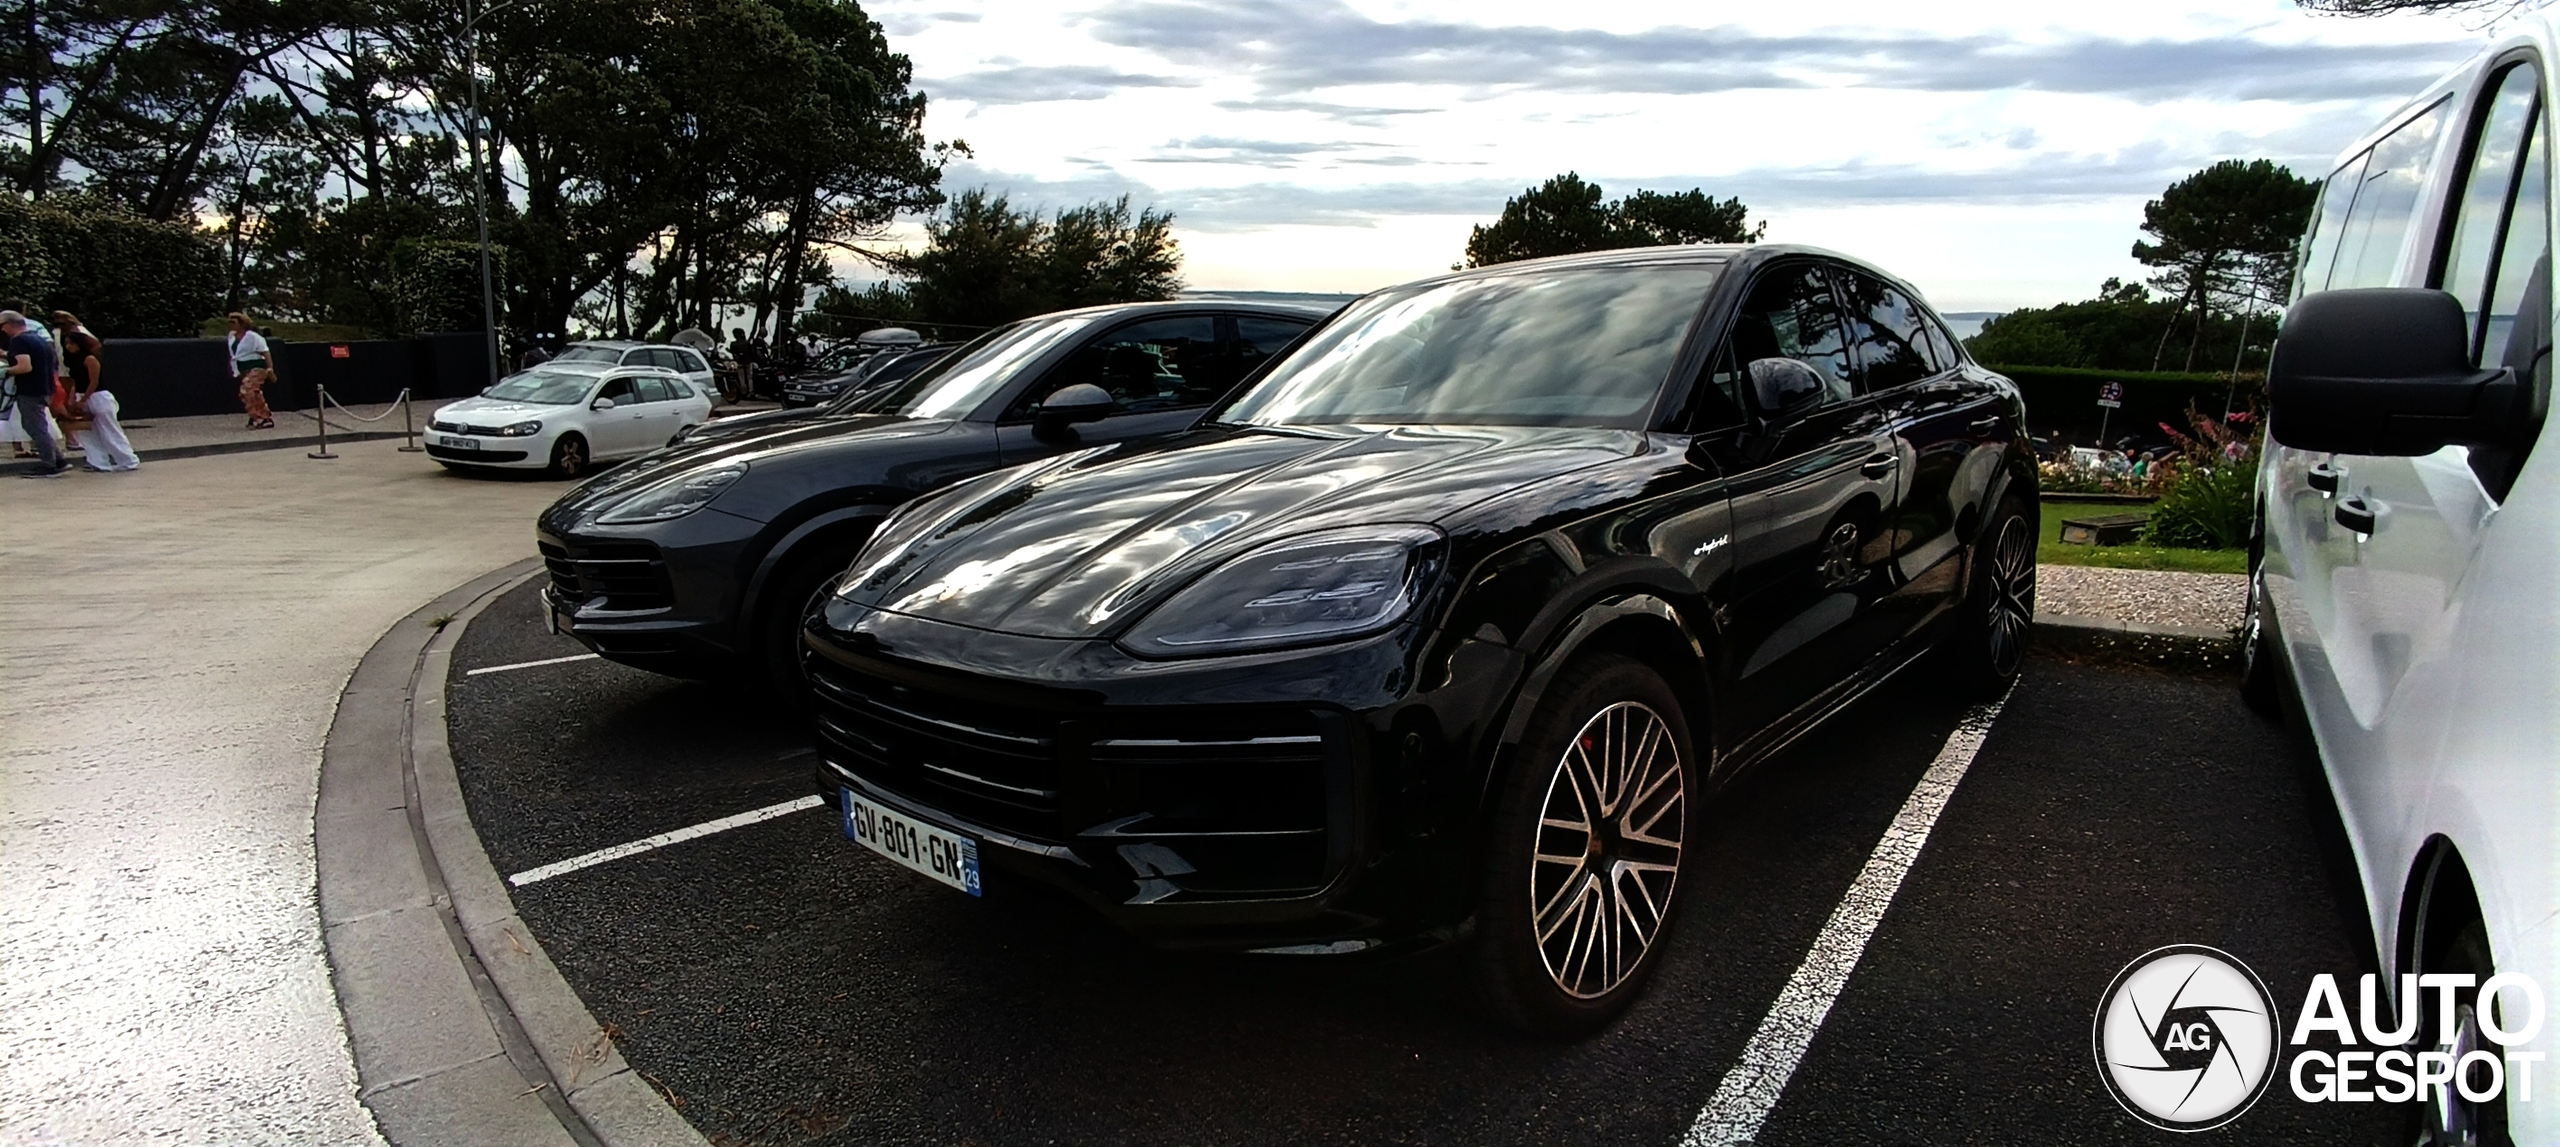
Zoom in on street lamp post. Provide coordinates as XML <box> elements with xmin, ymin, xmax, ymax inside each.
<box><xmin>463</xmin><ymin>0</ymin><xmax>515</xmax><ymax>388</ymax></box>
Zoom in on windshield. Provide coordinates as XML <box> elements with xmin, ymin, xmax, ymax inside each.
<box><xmin>551</xmin><ymin>345</ymin><xmax>622</xmax><ymax>364</ymax></box>
<box><xmin>1219</xmin><ymin>264</ymin><xmax>1719</xmax><ymax>429</ymax></box>
<box><xmin>485</xmin><ymin>371</ymin><xmax>598</xmax><ymax>405</ymax></box>
<box><xmin>861</xmin><ymin>318</ymin><xmax>1095</xmax><ymax>420</ymax></box>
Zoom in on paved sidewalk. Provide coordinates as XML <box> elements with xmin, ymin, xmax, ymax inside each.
<box><xmin>0</xmin><ymin>440</ymin><xmax>565</xmax><ymax>1144</ymax></box>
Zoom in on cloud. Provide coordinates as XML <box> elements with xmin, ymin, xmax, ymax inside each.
<box><xmin>876</xmin><ymin>9</ymin><xmax>982</xmax><ymax>37</ymax></box>
<box><xmin>1086</xmin><ymin>0</ymin><xmax>2475</xmax><ymax>103</ymax></box>
<box><xmin>1209</xmin><ymin>97</ymin><xmax>1441</xmax><ymax>127</ymax></box>
<box><xmin>927</xmin><ymin>65</ymin><xmax>1196</xmax><ymax>105</ymax></box>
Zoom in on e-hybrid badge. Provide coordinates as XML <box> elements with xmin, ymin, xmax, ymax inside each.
<box><xmin>843</xmin><ymin>790</ymin><xmax>981</xmax><ymax>897</ymax></box>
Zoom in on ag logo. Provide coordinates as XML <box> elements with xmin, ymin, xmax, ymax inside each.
<box><xmin>2094</xmin><ymin>945</ymin><xmax>2282</xmax><ymax>1131</ymax></box>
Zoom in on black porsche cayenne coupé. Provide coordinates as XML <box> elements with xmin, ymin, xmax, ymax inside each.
<box><xmin>807</xmin><ymin>244</ymin><xmax>2037</xmax><ymax>1034</ymax></box>
<box><xmin>536</xmin><ymin>300</ymin><xmax>1321</xmax><ymax>699</ymax></box>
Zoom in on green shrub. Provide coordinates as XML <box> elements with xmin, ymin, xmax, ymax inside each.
<box><xmin>2144</xmin><ymin>460</ymin><xmax>2254</xmax><ymax>549</ymax></box>
<box><xmin>0</xmin><ymin>194</ymin><xmax>223</xmax><ymax>336</ymax></box>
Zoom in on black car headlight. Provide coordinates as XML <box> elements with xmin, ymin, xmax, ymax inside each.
<box><xmin>592</xmin><ymin>462</ymin><xmax>747</xmax><ymax>525</ymax></box>
<box><xmin>1119</xmin><ymin>525</ymin><xmax>1442</xmax><ymax>657</ymax></box>
<box><xmin>495</xmin><ymin>420</ymin><xmax>543</xmax><ymax>437</ymax></box>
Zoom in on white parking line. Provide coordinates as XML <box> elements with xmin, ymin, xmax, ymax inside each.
<box><xmin>1679</xmin><ymin>693</ymin><xmax>2009</xmax><ymax>1147</ymax></box>
<box><xmin>506</xmin><ymin>796</ymin><xmax>825</xmax><ymax>887</ymax></box>
<box><xmin>464</xmin><ymin>653</ymin><xmax>602</xmax><ymax>677</ymax></box>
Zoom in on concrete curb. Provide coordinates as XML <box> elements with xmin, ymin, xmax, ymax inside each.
<box><xmin>317</xmin><ymin>561</ymin><xmax>709</xmax><ymax>1147</ymax></box>
<box><xmin>141</xmin><ymin>430</ymin><xmax>411</xmax><ymax>462</ymax></box>
<box><xmin>2029</xmin><ymin>612</ymin><xmax>2237</xmax><ymax>674</ymax></box>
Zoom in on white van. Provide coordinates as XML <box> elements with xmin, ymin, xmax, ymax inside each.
<box><xmin>2250</xmin><ymin>18</ymin><xmax>2558</xmax><ymax>1146</ymax></box>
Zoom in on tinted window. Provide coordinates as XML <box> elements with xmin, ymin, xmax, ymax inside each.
<box><xmin>1010</xmin><ymin>316</ymin><xmax>1221</xmax><ymax>418</ymax></box>
<box><xmin>1221</xmin><ymin>265</ymin><xmax>1717</xmax><ymax>429</ymax></box>
<box><xmin>1237</xmin><ymin>317</ymin><xmax>1311</xmax><ymax>359</ymax></box>
<box><xmin>595</xmin><ymin>377</ymin><xmax>636</xmax><ymax>404</ymax></box>
<box><xmin>1838</xmin><ymin>271</ymin><xmax>1943</xmax><ymax>390</ymax></box>
<box><xmin>674</xmin><ymin>348</ymin><xmax>708</xmax><ymax>374</ymax></box>
<box><xmin>1722</xmin><ymin>265</ymin><xmax>1855</xmax><ymax>408</ymax></box>
<box><xmin>2484</xmin><ymin>112</ymin><xmax>2550</xmax><ymax>371</ymax></box>
<box><xmin>1921</xmin><ymin>316</ymin><xmax>1963</xmax><ymax>369</ymax></box>
<box><xmin>2328</xmin><ymin>99</ymin><xmax>2452</xmax><ymax>290</ymax></box>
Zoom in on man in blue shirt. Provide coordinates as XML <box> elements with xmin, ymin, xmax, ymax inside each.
<box><xmin>3</xmin><ymin>310</ymin><xmax>66</xmax><ymax>477</ymax></box>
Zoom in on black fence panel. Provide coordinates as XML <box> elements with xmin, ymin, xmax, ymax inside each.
<box><xmin>99</xmin><ymin>338</ymin><xmax>243</xmax><ymax>419</ymax></box>
<box><xmin>98</xmin><ymin>332</ymin><xmax>498</xmax><ymax>420</ymax></box>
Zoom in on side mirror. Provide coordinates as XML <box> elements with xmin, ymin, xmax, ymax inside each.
<box><xmin>1033</xmin><ymin>382</ymin><xmax>1115</xmax><ymax>438</ymax></box>
<box><xmin>481</xmin><ymin>386</ymin><xmax>494</xmax><ymax>396</ymax></box>
<box><xmin>2269</xmin><ymin>288</ymin><xmax>2514</xmax><ymax>456</ymax></box>
<box><xmin>591</xmin><ymin>397</ymin><xmax>617</xmax><ymax>411</ymax></box>
<box><xmin>1746</xmin><ymin>357</ymin><xmax>1827</xmax><ymax>421</ymax></box>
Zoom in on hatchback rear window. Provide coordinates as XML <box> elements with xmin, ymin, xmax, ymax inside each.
<box><xmin>1221</xmin><ymin>265</ymin><xmax>1718</xmax><ymax>429</ymax></box>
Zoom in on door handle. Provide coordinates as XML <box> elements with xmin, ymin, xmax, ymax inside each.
<box><xmin>2335</xmin><ymin>494</ymin><xmax>2378</xmax><ymax>535</ymax></box>
<box><xmin>1860</xmin><ymin>454</ymin><xmax>1899</xmax><ymax>479</ymax></box>
<box><xmin>1968</xmin><ymin>416</ymin><xmax>2001</xmax><ymax>434</ymax></box>
<box><xmin>2308</xmin><ymin>460</ymin><xmax>2344</xmax><ymax>494</ymax></box>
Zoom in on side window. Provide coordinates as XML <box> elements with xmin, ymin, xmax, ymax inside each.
<box><xmin>1837</xmin><ymin>270</ymin><xmax>1944</xmax><ymax>391</ymax></box>
<box><xmin>2437</xmin><ymin>65</ymin><xmax>2539</xmax><ymax>354</ymax></box>
<box><xmin>595</xmin><ymin>377</ymin><xmax>635</xmax><ymax>405</ymax></box>
<box><xmin>1009</xmin><ymin>315</ymin><xmax>1221</xmax><ymax>418</ymax></box>
<box><xmin>1719</xmin><ymin>264</ymin><xmax>1855</xmax><ymax>411</ymax></box>
<box><xmin>2328</xmin><ymin>98</ymin><xmax>2453</xmax><ymax>290</ymax></box>
<box><xmin>2297</xmin><ymin>153</ymin><xmax>2369</xmax><ymax>300</ymax></box>
<box><xmin>676</xmin><ymin>349</ymin><xmax>708</xmax><ymax>374</ymax></box>
<box><xmin>634</xmin><ymin>376</ymin><xmax>677</xmax><ymax>403</ymax></box>
<box><xmin>1921</xmin><ymin>316</ymin><xmax>1963</xmax><ymax>369</ymax></box>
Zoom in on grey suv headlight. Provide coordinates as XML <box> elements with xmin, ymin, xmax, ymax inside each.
<box><xmin>592</xmin><ymin>462</ymin><xmax>747</xmax><ymax>525</ymax></box>
<box><xmin>1119</xmin><ymin>524</ymin><xmax>1443</xmax><ymax>657</ymax></box>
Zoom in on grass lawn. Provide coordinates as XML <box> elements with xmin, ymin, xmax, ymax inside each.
<box><xmin>2038</xmin><ymin>498</ymin><xmax>2247</xmax><ymax>574</ymax></box>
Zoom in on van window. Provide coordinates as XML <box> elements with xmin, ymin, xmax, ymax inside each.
<box><xmin>2297</xmin><ymin>153</ymin><xmax>2368</xmax><ymax>300</ymax></box>
<box><xmin>2439</xmin><ymin>66</ymin><xmax>2541</xmax><ymax>354</ymax></box>
<box><xmin>2482</xmin><ymin>116</ymin><xmax>2548</xmax><ymax>370</ymax></box>
<box><xmin>2327</xmin><ymin>98</ymin><xmax>2452</xmax><ymax>290</ymax></box>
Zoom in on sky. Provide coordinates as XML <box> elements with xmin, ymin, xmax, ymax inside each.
<box><xmin>856</xmin><ymin>0</ymin><xmax>2504</xmax><ymax>313</ymax></box>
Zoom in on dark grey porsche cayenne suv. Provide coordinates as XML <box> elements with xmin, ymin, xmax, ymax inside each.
<box><xmin>807</xmin><ymin>245</ymin><xmax>2037</xmax><ymax>1034</ymax></box>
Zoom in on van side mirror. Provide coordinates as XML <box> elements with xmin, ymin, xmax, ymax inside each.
<box><xmin>1033</xmin><ymin>382</ymin><xmax>1115</xmax><ymax>438</ymax></box>
<box><xmin>1747</xmin><ymin>357</ymin><xmax>1827</xmax><ymax>422</ymax></box>
<box><xmin>2269</xmin><ymin>288</ymin><xmax>2514</xmax><ymax>456</ymax></box>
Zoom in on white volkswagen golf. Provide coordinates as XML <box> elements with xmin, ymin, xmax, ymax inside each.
<box><xmin>2251</xmin><ymin>19</ymin><xmax>2558</xmax><ymax>1146</ymax></box>
<box><xmin>426</xmin><ymin>364</ymin><xmax>713</xmax><ymax>477</ymax></box>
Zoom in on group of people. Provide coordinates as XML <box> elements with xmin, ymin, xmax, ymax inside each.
<box><xmin>3</xmin><ymin>303</ymin><xmax>139</xmax><ymax>478</ymax></box>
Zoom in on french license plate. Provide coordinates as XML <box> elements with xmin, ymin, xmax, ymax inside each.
<box><xmin>843</xmin><ymin>789</ymin><xmax>981</xmax><ymax>896</ymax></box>
<box><xmin>442</xmin><ymin>435</ymin><xmax>481</xmax><ymax>451</ymax></box>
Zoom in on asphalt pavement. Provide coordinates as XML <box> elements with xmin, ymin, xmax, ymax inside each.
<box><xmin>447</xmin><ymin>578</ymin><xmax>2407</xmax><ymax>1146</ymax></box>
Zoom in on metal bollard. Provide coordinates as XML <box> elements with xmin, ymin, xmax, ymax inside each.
<box><xmin>397</xmin><ymin>389</ymin><xmax>423</xmax><ymax>452</ymax></box>
<box><xmin>308</xmin><ymin>385</ymin><xmax>338</xmax><ymax>459</ymax></box>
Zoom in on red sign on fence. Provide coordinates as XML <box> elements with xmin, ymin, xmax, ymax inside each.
<box><xmin>329</xmin><ymin>345</ymin><xmax>351</xmax><ymax>359</ymax></box>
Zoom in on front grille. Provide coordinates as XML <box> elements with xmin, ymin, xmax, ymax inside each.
<box><xmin>428</xmin><ymin>419</ymin><xmax>516</xmax><ymax>435</ymax></box>
<box><xmin>540</xmin><ymin>539</ymin><xmax>674</xmax><ymax>612</ymax></box>
<box><xmin>811</xmin><ymin>655</ymin><xmax>1339</xmax><ymax>900</ymax></box>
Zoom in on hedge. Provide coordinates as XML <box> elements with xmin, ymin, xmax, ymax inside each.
<box><xmin>0</xmin><ymin>195</ymin><xmax>224</xmax><ymax>337</ymax></box>
<box><xmin>1984</xmin><ymin>363</ymin><xmax>2262</xmax><ymax>445</ymax></box>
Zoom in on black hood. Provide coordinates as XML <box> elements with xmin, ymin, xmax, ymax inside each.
<box><xmin>836</xmin><ymin>424</ymin><xmax>1636</xmax><ymax>640</ymax></box>
<box><xmin>545</xmin><ymin>413</ymin><xmax>960</xmax><ymax>524</ymax></box>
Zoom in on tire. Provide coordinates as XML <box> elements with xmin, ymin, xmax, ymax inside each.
<box><xmin>1941</xmin><ymin>494</ymin><xmax>2035</xmax><ymax>697</ymax></box>
<box><xmin>757</xmin><ymin>534</ymin><xmax>873</xmax><ymax>708</ymax></box>
<box><xmin>1473</xmin><ymin>652</ymin><xmax>1696</xmax><ymax>1037</ymax></box>
<box><xmin>547</xmin><ymin>433</ymin><xmax>590</xmax><ymax>479</ymax></box>
<box><xmin>2421</xmin><ymin>918</ymin><xmax>2512</xmax><ymax>1147</ymax></box>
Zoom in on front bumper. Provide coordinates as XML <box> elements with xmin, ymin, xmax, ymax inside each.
<box><xmin>803</xmin><ymin>602</ymin><xmax>1529</xmax><ymax>951</ymax></box>
<box><xmin>536</xmin><ymin>509</ymin><xmax>765</xmax><ymax>677</ymax></box>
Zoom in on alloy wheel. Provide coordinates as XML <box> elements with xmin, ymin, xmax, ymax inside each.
<box><xmin>1531</xmin><ymin>701</ymin><xmax>1686</xmax><ymax>999</ymax></box>
<box><xmin>1986</xmin><ymin>514</ymin><xmax>2035</xmax><ymax>679</ymax></box>
<box><xmin>555</xmin><ymin>437</ymin><xmax>586</xmax><ymax>477</ymax></box>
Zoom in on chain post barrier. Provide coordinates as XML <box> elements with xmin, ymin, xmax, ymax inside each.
<box><xmin>307</xmin><ymin>385</ymin><xmax>338</xmax><ymax>459</ymax></box>
<box><xmin>398</xmin><ymin>390</ymin><xmax>424</xmax><ymax>451</ymax></box>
